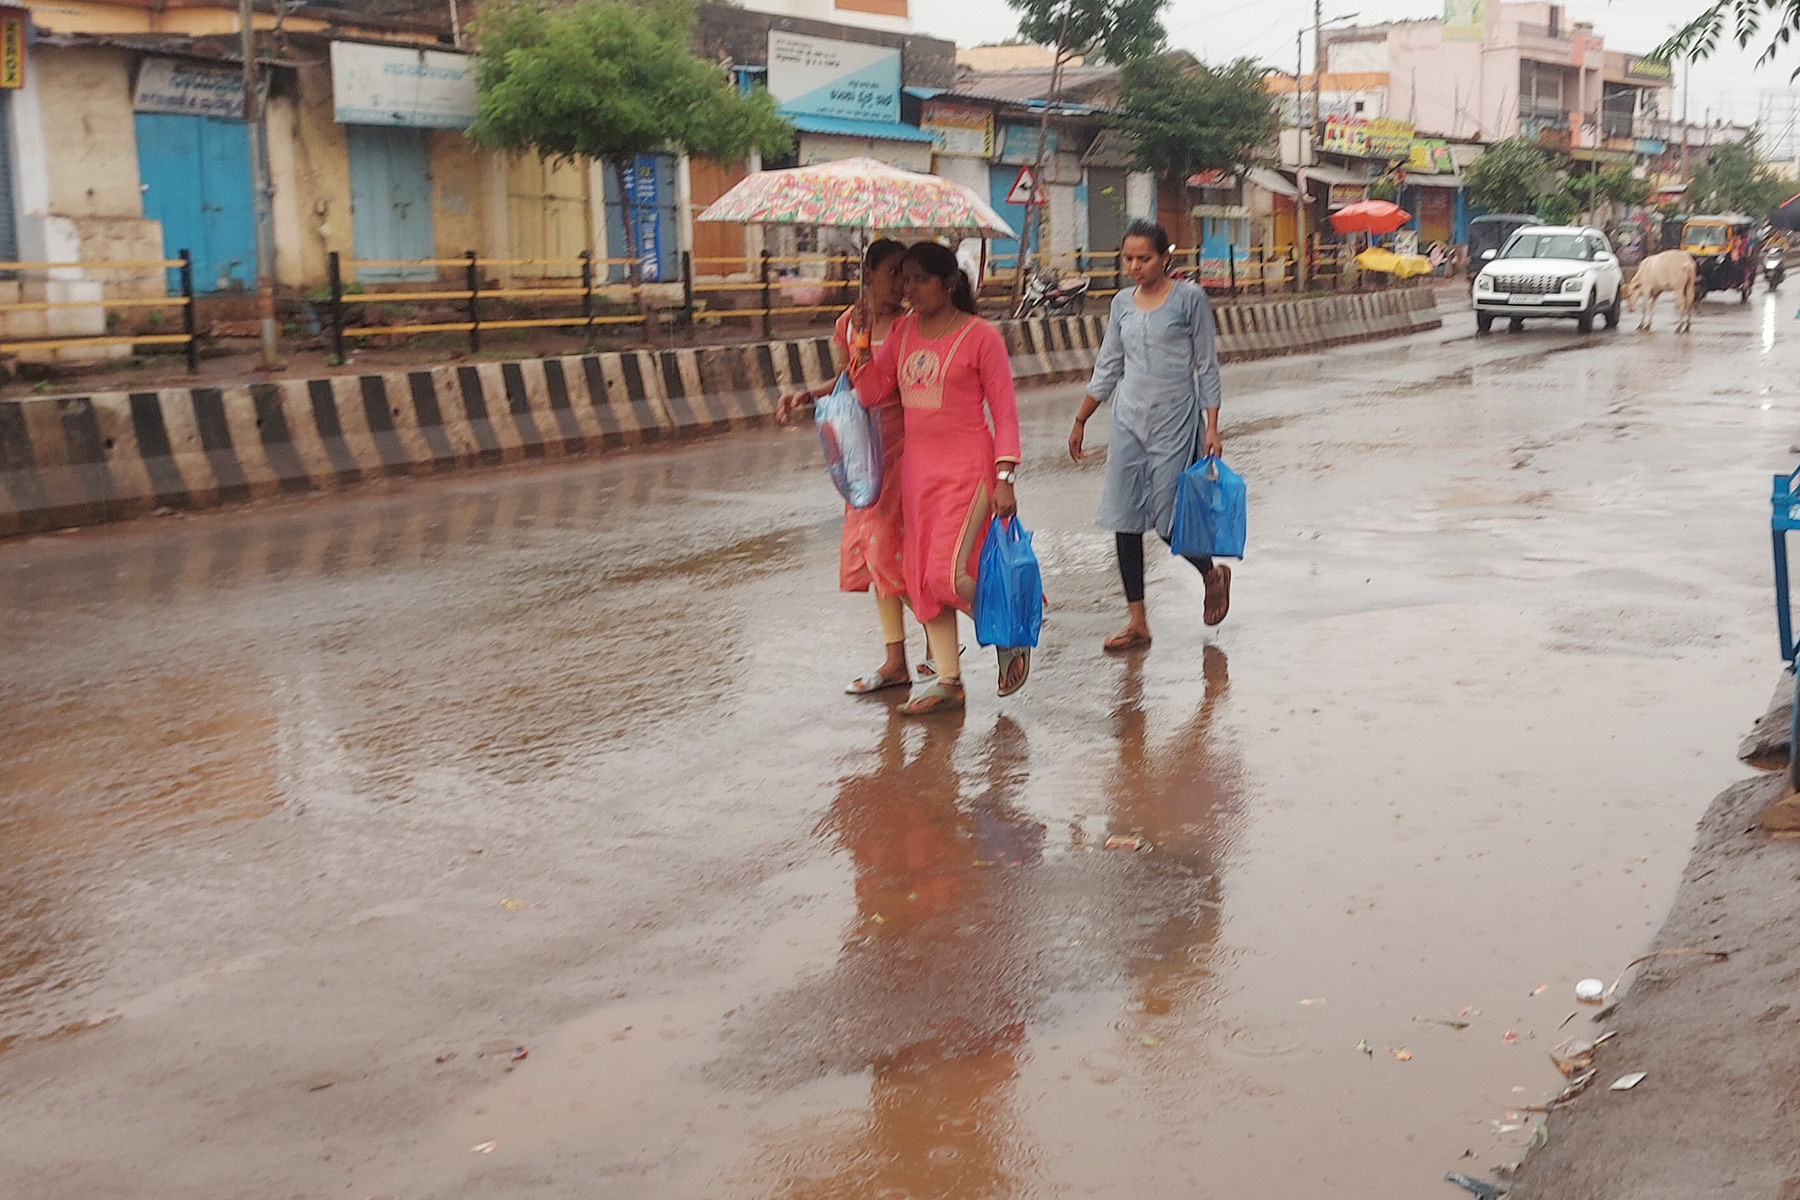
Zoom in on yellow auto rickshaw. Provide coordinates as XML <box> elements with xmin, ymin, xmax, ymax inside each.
<box><xmin>1681</xmin><ymin>213</ymin><xmax>1756</xmax><ymax>302</ymax></box>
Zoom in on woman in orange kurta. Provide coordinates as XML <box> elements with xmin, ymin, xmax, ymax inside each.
<box><xmin>778</xmin><ymin>239</ymin><xmax>920</xmax><ymax>694</ymax></box>
<box><xmin>855</xmin><ymin>242</ymin><xmax>1026</xmax><ymax>716</ymax></box>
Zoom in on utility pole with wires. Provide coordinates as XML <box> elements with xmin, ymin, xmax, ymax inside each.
<box><xmin>1310</xmin><ymin>0</ymin><xmax>1324</xmax><ymax>158</ymax></box>
<box><xmin>240</xmin><ymin>0</ymin><xmax>279</xmax><ymax>369</ymax></box>
<box><xmin>1296</xmin><ymin>28</ymin><xmax>1308</xmax><ymax>291</ymax></box>
<box><xmin>1680</xmin><ymin>58</ymin><xmax>1691</xmax><ymax>182</ymax></box>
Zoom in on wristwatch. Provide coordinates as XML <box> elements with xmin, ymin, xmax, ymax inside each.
<box><xmin>996</xmin><ymin>468</ymin><xmax>1017</xmax><ymax>485</ymax></box>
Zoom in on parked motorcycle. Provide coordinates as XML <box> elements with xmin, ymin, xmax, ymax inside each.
<box><xmin>1765</xmin><ymin>246</ymin><xmax>1787</xmax><ymax>290</ymax></box>
<box><xmin>1014</xmin><ymin>270</ymin><xmax>1090</xmax><ymax>318</ymax></box>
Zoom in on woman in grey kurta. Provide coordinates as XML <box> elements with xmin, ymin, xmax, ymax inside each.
<box><xmin>1069</xmin><ymin>221</ymin><xmax>1231</xmax><ymax>650</ymax></box>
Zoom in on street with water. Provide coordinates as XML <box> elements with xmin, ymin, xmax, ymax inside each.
<box><xmin>2</xmin><ymin>294</ymin><xmax>1795</xmax><ymax>1198</ymax></box>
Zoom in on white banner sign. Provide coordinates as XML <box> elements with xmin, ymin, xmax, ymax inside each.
<box><xmin>922</xmin><ymin>100</ymin><xmax>994</xmax><ymax>158</ymax></box>
<box><xmin>330</xmin><ymin>42</ymin><xmax>477</xmax><ymax>130</ymax></box>
<box><xmin>133</xmin><ymin>58</ymin><xmax>245</xmax><ymax>118</ymax></box>
<box><xmin>768</xmin><ymin>31</ymin><xmax>899</xmax><ymax>123</ymax></box>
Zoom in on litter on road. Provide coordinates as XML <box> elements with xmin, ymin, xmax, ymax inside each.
<box><xmin>1444</xmin><ymin>1170</ymin><xmax>1510</xmax><ymax>1199</ymax></box>
<box><xmin>1610</xmin><ymin>1071</ymin><xmax>1648</xmax><ymax>1091</ymax></box>
<box><xmin>1574</xmin><ymin>978</ymin><xmax>1606</xmax><ymax>1003</ymax></box>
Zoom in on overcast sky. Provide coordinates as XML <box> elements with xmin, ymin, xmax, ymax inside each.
<box><xmin>910</xmin><ymin>0</ymin><xmax>1800</xmax><ymax>158</ymax></box>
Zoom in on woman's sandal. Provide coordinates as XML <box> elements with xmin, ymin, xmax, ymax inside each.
<box><xmin>899</xmin><ymin>677</ymin><xmax>965</xmax><ymax>716</ymax></box>
<box><xmin>1203</xmin><ymin>565</ymin><xmax>1233</xmax><ymax>627</ymax></box>
<box><xmin>914</xmin><ymin>644</ymin><xmax>964</xmax><ymax>681</ymax></box>
<box><xmin>997</xmin><ymin>647</ymin><xmax>1032</xmax><ymax>697</ymax></box>
<box><xmin>845</xmin><ymin>669</ymin><xmax>912</xmax><ymax>696</ymax></box>
<box><xmin>1103</xmin><ymin>629</ymin><xmax>1152</xmax><ymax>653</ymax></box>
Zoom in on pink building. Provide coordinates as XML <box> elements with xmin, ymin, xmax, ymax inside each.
<box><xmin>1323</xmin><ymin>2</ymin><xmax>1672</xmax><ymax>157</ymax></box>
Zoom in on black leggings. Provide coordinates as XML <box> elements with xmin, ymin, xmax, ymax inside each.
<box><xmin>1117</xmin><ymin>532</ymin><xmax>1212</xmax><ymax>604</ymax></box>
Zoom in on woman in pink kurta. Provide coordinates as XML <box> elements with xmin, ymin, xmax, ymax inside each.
<box><xmin>778</xmin><ymin>240</ymin><xmax>921</xmax><ymax>695</ymax></box>
<box><xmin>856</xmin><ymin>242</ymin><xmax>1026</xmax><ymax>716</ymax></box>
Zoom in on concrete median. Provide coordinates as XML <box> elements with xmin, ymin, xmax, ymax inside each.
<box><xmin>0</xmin><ymin>287</ymin><xmax>1439</xmax><ymax>537</ymax></box>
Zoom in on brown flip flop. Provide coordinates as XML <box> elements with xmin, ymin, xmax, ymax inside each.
<box><xmin>1103</xmin><ymin>630</ymin><xmax>1153</xmax><ymax>653</ymax></box>
<box><xmin>1204</xmin><ymin>565</ymin><xmax>1232</xmax><ymax>626</ymax></box>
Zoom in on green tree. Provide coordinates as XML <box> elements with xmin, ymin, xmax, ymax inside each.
<box><xmin>1465</xmin><ymin>136</ymin><xmax>1554</xmax><ymax>214</ymax></box>
<box><xmin>1536</xmin><ymin>190</ymin><xmax>1578</xmax><ymax>225</ymax></box>
<box><xmin>1596</xmin><ymin>163</ymin><xmax>1654</xmax><ymax>209</ymax></box>
<box><xmin>1687</xmin><ymin>137</ymin><xmax>1790</xmax><ymax>213</ymax></box>
<box><xmin>1005</xmin><ymin>0</ymin><xmax>1169</xmax><ymax>293</ymax></box>
<box><xmin>1113</xmin><ymin>56</ymin><xmax>1279</xmax><ymax>248</ymax></box>
<box><xmin>471</xmin><ymin>0</ymin><xmax>791</xmax><ymax>295</ymax></box>
<box><xmin>1656</xmin><ymin>0</ymin><xmax>1800</xmax><ymax>76</ymax></box>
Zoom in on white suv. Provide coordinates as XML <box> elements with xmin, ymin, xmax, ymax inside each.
<box><xmin>1472</xmin><ymin>225</ymin><xmax>1624</xmax><ymax>334</ymax></box>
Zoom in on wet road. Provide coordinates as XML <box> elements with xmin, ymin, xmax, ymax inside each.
<box><xmin>2</xmin><ymin>294</ymin><xmax>1792</xmax><ymax>1198</ymax></box>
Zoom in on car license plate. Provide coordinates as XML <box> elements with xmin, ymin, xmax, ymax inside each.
<box><xmin>1510</xmin><ymin>294</ymin><xmax>1543</xmax><ymax>304</ymax></box>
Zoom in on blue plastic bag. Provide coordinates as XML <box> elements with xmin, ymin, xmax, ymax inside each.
<box><xmin>814</xmin><ymin>372</ymin><xmax>885</xmax><ymax>509</ymax></box>
<box><xmin>973</xmin><ymin>516</ymin><xmax>1044</xmax><ymax>648</ymax></box>
<box><xmin>1170</xmin><ymin>455</ymin><xmax>1247</xmax><ymax>560</ymax></box>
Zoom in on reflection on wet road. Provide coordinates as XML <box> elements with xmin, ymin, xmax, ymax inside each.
<box><xmin>0</xmin><ymin>299</ymin><xmax>1792</xmax><ymax>1197</ymax></box>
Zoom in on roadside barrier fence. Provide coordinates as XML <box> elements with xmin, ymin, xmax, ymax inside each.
<box><xmin>0</xmin><ymin>251</ymin><xmax>199</xmax><ymax>371</ymax></box>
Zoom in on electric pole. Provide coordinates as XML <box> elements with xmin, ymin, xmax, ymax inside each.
<box><xmin>1680</xmin><ymin>58</ymin><xmax>1691</xmax><ymax>181</ymax></box>
<box><xmin>1311</xmin><ymin>0</ymin><xmax>1324</xmax><ymax>158</ymax></box>
<box><xmin>241</xmin><ymin>0</ymin><xmax>279</xmax><ymax>369</ymax></box>
<box><xmin>1296</xmin><ymin>29</ymin><xmax>1308</xmax><ymax>292</ymax></box>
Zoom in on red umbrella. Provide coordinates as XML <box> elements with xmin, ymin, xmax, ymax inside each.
<box><xmin>1330</xmin><ymin>200</ymin><xmax>1411</xmax><ymax>235</ymax></box>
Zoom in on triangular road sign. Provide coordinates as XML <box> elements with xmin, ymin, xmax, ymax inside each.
<box><xmin>1007</xmin><ymin>165</ymin><xmax>1048</xmax><ymax>206</ymax></box>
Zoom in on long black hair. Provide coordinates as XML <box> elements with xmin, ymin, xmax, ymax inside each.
<box><xmin>902</xmin><ymin>241</ymin><xmax>978</xmax><ymax>314</ymax></box>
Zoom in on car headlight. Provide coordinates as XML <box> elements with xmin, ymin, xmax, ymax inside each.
<box><xmin>1562</xmin><ymin>274</ymin><xmax>1588</xmax><ymax>294</ymax></box>
<box><xmin>1474</xmin><ymin>275</ymin><xmax>1495</xmax><ymax>293</ymax></box>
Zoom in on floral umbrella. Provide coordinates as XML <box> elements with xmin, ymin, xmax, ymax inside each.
<box><xmin>1329</xmin><ymin>200</ymin><xmax>1412</xmax><ymax>235</ymax></box>
<box><xmin>698</xmin><ymin>156</ymin><xmax>1017</xmax><ymax>239</ymax></box>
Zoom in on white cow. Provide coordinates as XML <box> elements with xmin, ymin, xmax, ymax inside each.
<box><xmin>1621</xmin><ymin>250</ymin><xmax>1696</xmax><ymax>333</ymax></box>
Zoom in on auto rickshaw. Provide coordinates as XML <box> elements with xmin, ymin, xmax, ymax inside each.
<box><xmin>1682</xmin><ymin>213</ymin><xmax>1757</xmax><ymax>302</ymax></box>
<box><xmin>1465</xmin><ymin>213</ymin><xmax>1536</xmax><ymax>277</ymax></box>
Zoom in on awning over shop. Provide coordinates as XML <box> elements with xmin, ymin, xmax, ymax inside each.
<box><xmin>1404</xmin><ymin>174</ymin><xmax>1466</xmax><ymax>189</ymax></box>
<box><xmin>1081</xmin><ymin>128</ymin><xmax>1137</xmax><ymax>168</ymax></box>
<box><xmin>1298</xmin><ymin>163</ymin><xmax>1376</xmax><ymax>188</ymax></box>
<box><xmin>784</xmin><ymin>113</ymin><xmax>936</xmax><ymax>144</ymax></box>
<box><xmin>1569</xmin><ymin>147</ymin><xmax>1635</xmax><ymax>165</ymax></box>
<box><xmin>1244</xmin><ymin>167</ymin><xmax>1299</xmax><ymax>198</ymax></box>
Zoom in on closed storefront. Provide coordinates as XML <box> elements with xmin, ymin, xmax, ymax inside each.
<box><xmin>132</xmin><ymin>57</ymin><xmax>254</xmax><ymax>292</ymax></box>
<box><xmin>507</xmin><ymin>153</ymin><xmax>589</xmax><ymax>277</ymax></box>
<box><xmin>347</xmin><ymin>124</ymin><xmax>433</xmax><ymax>281</ymax></box>
<box><xmin>329</xmin><ymin>42</ymin><xmax>474</xmax><ymax>281</ymax></box>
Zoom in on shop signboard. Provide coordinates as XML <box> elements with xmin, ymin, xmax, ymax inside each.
<box><xmin>922</xmin><ymin>100</ymin><xmax>994</xmax><ymax>158</ymax></box>
<box><xmin>1626</xmin><ymin>55</ymin><xmax>1673</xmax><ymax>80</ymax></box>
<box><xmin>768</xmin><ymin>31</ymin><xmax>899</xmax><ymax>123</ymax></box>
<box><xmin>998</xmin><ymin>122</ymin><xmax>1057</xmax><ymax>165</ymax></box>
<box><xmin>1323</xmin><ymin>117</ymin><xmax>1414</xmax><ymax>159</ymax></box>
<box><xmin>630</xmin><ymin>155</ymin><xmax>661</xmax><ymax>282</ymax></box>
<box><xmin>330</xmin><ymin>42</ymin><xmax>476</xmax><ymax>129</ymax></box>
<box><xmin>0</xmin><ymin>8</ymin><xmax>26</xmax><ymax>90</ymax></box>
<box><xmin>1408</xmin><ymin>137</ymin><xmax>1454</xmax><ymax>174</ymax></box>
<box><xmin>133</xmin><ymin>58</ymin><xmax>246</xmax><ymax>118</ymax></box>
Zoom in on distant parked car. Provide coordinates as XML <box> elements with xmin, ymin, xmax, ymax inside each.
<box><xmin>1471</xmin><ymin>224</ymin><xmax>1625</xmax><ymax>334</ymax></box>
